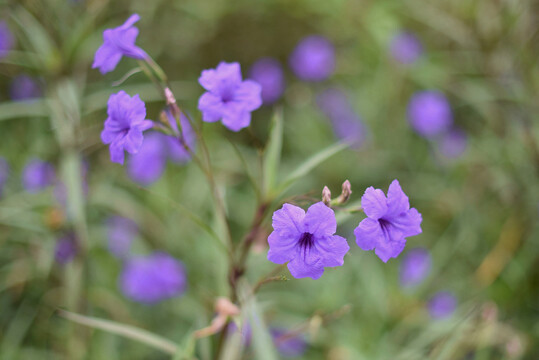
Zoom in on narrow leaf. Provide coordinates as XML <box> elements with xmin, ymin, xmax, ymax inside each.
<box><xmin>263</xmin><ymin>107</ymin><xmax>283</xmax><ymax>196</ymax></box>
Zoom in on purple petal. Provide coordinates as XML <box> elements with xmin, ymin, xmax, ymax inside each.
<box><xmin>386</xmin><ymin>179</ymin><xmax>410</xmax><ymax>217</ymax></box>
<box><xmin>390</xmin><ymin>208</ymin><xmax>422</xmax><ymax>237</ymax></box>
<box><xmin>123</xmin><ymin>129</ymin><xmax>144</xmax><ymax>154</ymax></box>
<box><xmin>92</xmin><ymin>42</ymin><xmax>123</xmax><ymax>74</ymax></box>
<box><xmin>110</xmin><ymin>142</ymin><xmax>126</xmax><ymax>164</ymax></box>
<box><xmin>287</xmin><ymin>250</ymin><xmax>325</xmax><ymax>279</ymax></box>
<box><xmin>267</xmin><ymin>231</ymin><xmax>299</xmax><ymax>264</ymax></box>
<box><xmin>198</xmin><ymin>92</ymin><xmax>224</xmax><ymax>122</ymax></box>
<box><xmin>303</xmin><ymin>202</ymin><xmax>336</xmax><ymax>237</ymax></box>
<box><xmin>399</xmin><ymin>248</ymin><xmax>431</xmax><ymax>287</ymax></box>
<box><xmin>354</xmin><ymin>218</ymin><xmax>382</xmax><ymax>251</ymax></box>
<box><xmin>314</xmin><ymin>234</ymin><xmax>350</xmax><ymax>267</ymax></box>
<box><xmin>233</xmin><ymin>80</ymin><xmax>262</xmax><ymax>111</ymax></box>
<box><xmin>428</xmin><ymin>291</ymin><xmax>457</xmax><ymax>319</ymax></box>
<box><xmin>271</xmin><ymin>203</ymin><xmax>305</xmax><ymax>237</ymax></box>
<box><xmin>127</xmin><ymin>133</ymin><xmax>167</xmax><ymax>186</ymax></box>
<box><xmin>374</xmin><ymin>224</ymin><xmax>406</xmax><ymax>262</ymax></box>
<box><xmin>361</xmin><ymin>187</ymin><xmax>388</xmax><ymax>219</ymax></box>
<box><xmin>221</xmin><ymin>108</ymin><xmax>251</xmax><ymax>132</ymax></box>
<box><xmin>120</xmin><ymin>14</ymin><xmax>141</xmax><ymax>30</ymax></box>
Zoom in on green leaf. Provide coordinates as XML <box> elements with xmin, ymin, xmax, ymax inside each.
<box><xmin>0</xmin><ymin>101</ymin><xmax>48</xmax><ymax>122</ymax></box>
<box><xmin>59</xmin><ymin>310</ymin><xmax>180</xmax><ymax>355</ymax></box>
<box><xmin>263</xmin><ymin>107</ymin><xmax>283</xmax><ymax>197</ymax></box>
<box><xmin>275</xmin><ymin>142</ymin><xmax>349</xmax><ymax>196</ymax></box>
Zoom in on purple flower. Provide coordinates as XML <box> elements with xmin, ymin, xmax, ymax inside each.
<box><xmin>289</xmin><ymin>35</ymin><xmax>335</xmax><ymax>81</ymax></box>
<box><xmin>249</xmin><ymin>58</ymin><xmax>285</xmax><ymax>104</ymax></box>
<box><xmin>55</xmin><ymin>233</ymin><xmax>78</xmax><ymax>264</ymax></box>
<box><xmin>438</xmin><ymin>128</ymin><xmax>468</xmax><ymax>158</ymax></box>
<box><xmin>428</xmin><ymin>291</ymin><xmax>457</xmax><ymax>319</ymax></box>
<box><xmin>92</xmin><ymin>14</ymin><xmax>147</xmax><ymax>74</ymax></box>
<box><xmin>165</xmin><ymin>110</ymin><xmax>196</xmax><ymax>164</ymax></box>
<box><xmin>316</xmin><ymin>88</ymin><xmax>367</xmax><ymax>148</ymax></box>
<box><xmin>0</xmin><ymin>157</ymin><xmax>9</xmax><ymax>197</ymax></box>
<box><xmin>22</xmin><ymin>159</ymin><xmax>55</xmax><ymax>193</ymax></box>
<box><xmin>354</xmin><ymin>180</ymin><xmax>422</xmax><ymax>262</ymax></box>
<box><xmin>106</xmin><ymin>216</ymin><xmax>138</xmax><ymax>258</ymax></box>
<box><xmin>127</xmin><ymin>132</ymin><xmax>167</xmax><ymax>185</ymax></box>
<box><xmin>10</xmin><ymin>75</ymin><xmax>42</xmax><ymax>101</ymax></box>
<box><xmin>390</xmin><ymin>32</ymin><xmax>423</xmax><ymax>65</ymax></box>
<box><xmin>407</xmin><ymin>91</ymin><xmax>453</xmax><ymax>138</ymax></box>
<box><xmin>198</xmin><ymin>62</ymin><xmax>262</xmax><ymax>131</ymax></box>
<box><xmin>267</xmin><ymin>202</ymin><xmax>350</xmax><ymax>279</ymax></box>
<box><xmin>399</xmin><ymin>248</ymin><xmax>431</xmax><ymax>287</ymax></box>
<box><xmin>120</xmin><ymin>252</ymin><xmax>187</xmax><ymax>304</ymax></box>
<box><xmin>101</xmin><ymin>91</ymin><xmax>153</xmax><ymax>164</ymax></box>
<box><xmin>0</xmin><ymin>21</ymin><xmax>13</xmax><ymax>59</ymax></box>
<box><xmin>271</xmin><ymin>328</ymin><xmax>307</xmax><ymax>357</ymax></box>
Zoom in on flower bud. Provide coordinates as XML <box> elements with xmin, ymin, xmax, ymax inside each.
<box><xmin>322</xmin><ymin>186</ymin><xmax>331</xmax><ymax>206</ymax></box>
<box><xmin>340</xmin><ymin>180</ymin><xmax>352</xmax><ymax>203</ymax></box>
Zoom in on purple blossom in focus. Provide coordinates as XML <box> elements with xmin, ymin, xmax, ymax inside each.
<box><xmin>10</xmin><ymin>75</ymin><xmax>42</xmax><ymax>101</ymax></box>
<box><xmin>438</xmin><ymin>128</ymin><xmax>468</xmax><ymax>158</ymax></box>
<box><xmin>101</xmin><ymin>91</ymin><xmax>153</xmax><ymax>164</ymax></box>
<box><xmin>165</xmin><ymin>109</ymin><xmax>196</xmax><ymax>164</ymax></box>
<box><xmin>249</xmin><ymin>58</ymin><xmax>285</xmax><ymax>104</ymax></box>
<box><xmin>399</xmin><ymin>248</ymin><xmax>431</xmax><ymax>287</ymax></box>
<box><xmin>0</xmin><ymin>21</ymin><xmax>13</xmax><ymax>58</ymax></box>
<box><xmin>271</xmin><ymin>328</ymin><xmax>307</xmax><ymax>357</ymax></box>
<box><xmin>198</xmin><ymin>62</ymin><xmax>262</xmax><ymax>131</ymax></box>
<box><xmin>354</xmin><ymin>180</ymin><xmax>422</xmax><ymax>262</ymax></box>
<box><xmin>289</xmin><ymin>35</ymin><xmax>335</xmax><ymax>81</ymax></box>
<box><xmin>316</xmin><ymin>88</ymin><xmax>367</xmax><ymax>148</ymax></box>
<box><xmin>92</xmin><ymin>14</ymin><xmax>147</xmax><ymax>74</ymax></box>
<box><xmin>0</xmin><ymin>157</ymin><xmax>9</xmax><ymax>197</ymax></box>
<box><xmin>267</xmin><ymin>202</ymin><xmax>350</xmax><ymax>279</ymax></box>
<box><xmin>106</xmin><ymin>216</ymin><xmax>138</xmax><ymax>258</ymax></box>
<box><xmin>22</xmin><ymin>159</ymin><xmax>55</xmax><ymax>193</ymax></box>
<box><xmin>407</xmin><ymin>91</ymin><xmax>453</xmax><ymax>138</ymax></box>
<box><xmin>428</xmin><ymin>291</ymin><xmax>457</xmax><ymax>319</ymax></box>
<box><xmin>55</xmin><ymin>233</ymin><xmax>78</xmax><ymax>264</ymax></box>
<box><xmin>390</xmin><ymin>32</ymin><xmax>423</xmax><ymax>65</ymax></box>
<box><xmin>127</xmin><ymin>132</ymin><xmax>167</xmax><ymax>185</ymax></box>
<box><xmin>120</xmin><ymin>252</ymin><xmax>187</xmax><ymax>304</ymax></box>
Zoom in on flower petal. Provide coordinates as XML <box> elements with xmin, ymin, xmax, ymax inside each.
<box><xmin>234</xmin><ymin>80</ymin><xmax>262</xmax><ymax>111</ymax></box>
<box><xmin>374</xmin><ymin>236</ymin><xmax>406</xmax><ymax>263</ymax></box>
<box><xmin>92</xmin><ymin>42</ymin><xmax>122</xmax><ymax>74</ymax></box>
<box><xmin>198</xmin><ymin>92</ymin><xmax>224</xmax><ymax>122</ymax></box>
<box><xmin>222</xmin><ymin>108</ymin><xmax>251</xmax><ymax>132</ymax></box>
<box><xmin>354</xmin><ymin>218</ymin><xmax>382</xmax><ymax>251</ymax></box>
<box><xmin>361</xmin><ymin>186</ymin><xmax>388</xmax><ymax>219</ymax></box>
<box><xmin>267</xmin><ymin>231</ymin><xmax>298</xmax><ymax>264</ymax></box>
<box><xmin>390</xmin><ymin>207</ymin><xmax>422</xmax><ymax>237</ymax></box>
<box><xmin>303</xmin><ymin>202</ymin><xmax>336</xmax><ymax>237</ymax></box>
<box><xmin>124</xmin><ymin>129</ymin><xmax>144</xmax><ymax>154</ymax></box>
<box><xmin>110</xmin><ymin>142</ymin><xmax>126</xmax><ymax>164</ymax></box>
<box><xmin>386</xmin><ymin>179</ymin><xmax>410</xmax><ymax>217</ymax></box>
<box><xmin>315</xmin><ymin>234</ymin><xmax>349</xmax><ymax>267</ymax></box>
<box><xmin>287</xmin><ymin>249</ymin><xmax>325</xmax><ymax>279</ymax></box>
<box><xmin>272</xmin><ymin>203</ymin><xmax>305</xmax><ymax>237</ymax></box>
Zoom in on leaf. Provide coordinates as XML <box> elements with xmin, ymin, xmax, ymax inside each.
<box><xmin>0</xmin><ymin>101</ymin><xmax>48</xmax><ymax>122</ymax></box>
<box><xmin>59</xmin><ymin>310</ymin><xmax>180</xmax><ymax>355</ymax></box>
<box><xmin>263</xmin><ymin>107</ymin><xmax>283</xmax><ymax>197</ymax></box>
<box><xmin>275</xmin><ymin>142</ymin><xmax>349</xmax><ymax>196</ymax></box>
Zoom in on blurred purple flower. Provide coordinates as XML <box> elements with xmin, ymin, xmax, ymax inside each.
<box><xmin>354</xmin><ymin>180</ymin><xmax>422</xmax><ymax>262</ymax></box>
<box><xmin>106</xmin><ymin>216</ymin><xmax>138</xmax><ymax>258</ymax></box>
<box><xmin>165</xmin><ymin>110</ymin><xmax>196</xmax><ymax>164</ymax></box>
<box><xmin>92</xmin><ymin>14</ymin><xmax>147</xmax><ymax>74</ymax></box>
<box><xmin>22</xmin><ymin>159</ymin><xmax>55</xmax><ymax>193</ymax></box>
<box><xmin>0</xmin><ymin>21</ymin><xmax>13</xmax><ymax>58</ymax></box>
<box><xmin>316</xmin><ymin>88</ymin><xmax>367</xmax><ymax>148</ymax></box>
<box><xmin>120</xmin><ymin>252</ymin><xmax>187</xmax><ymax>304</ymax></box>
<box><xmin>127</xmin><ymin>132</ymin><xmax>167</xmax><ymax>185</ymax></box>
<box><xmin>438</xmin><ymin>128</ymin><xmax>468</xmax><ymax>158</ymax></box>
<box><xmin>249</xmin><ymin>58</ymin><xmax>285</xmax><ymax>104</ymax></box>
<box><xmin>289</xmin><ymin>35</ymin><xmax>335</xmax><ymax>81</ymax></box>
<box><xmin>55</xmin><ymin>233</ymin><xmax>78</xmax><ymax>264</ymax></box>
<box><xmin>10</xmin><ymin>75</ymin><xmax>42</xmax><ymax>101</ymax></box>
<box><xmin>390</xmin><ymin>32</ymin><xmax>423</xmax><ymax>65</ymax></box>
<box><xmin>399</xmin><ymin>248</ymin><xmax>431</xmax><ymax>287</ymax></box>
<box><xmin>101</xmin><ymin>91</ymin><xmax>153</xmax><ymax>164</ymax></box>
<box><xmin>268</xmin><ymin>202</ymin><xmax>350</xmax><ymax>279</ymax></box>
<box><xmin>198</xmin><ymin>62</ymin><xmax>262</xmax><ymax>131</ymax></box>
<box><xmin>428</xmin><ymin>291</ymin><xmax>457</xmax><ymax>319</ymax></box>
<box><xmin>0</xmin><ymin>157</ymin><xmax>9</xmax><ymax>197</ymax></box>
<box><xmin>271</xmin><ymin>328</ymin><xmax>307</xmax><ymax>357</ymax></box>
<box><xmin>407</xmin><ymin>91</ymin><xmax>453</xmax><ymax>138</ymax></box>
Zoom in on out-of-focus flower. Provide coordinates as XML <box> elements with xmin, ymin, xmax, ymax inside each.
<box><xmin>55</xmin><ymin>233</ymin><xmax>78</xmax><ymax>264</ymax></box>
<box><xmin>407</xmin><ymin>91</ymin><xmax>453</xmax><ymax>138</ymax></box>
<box><xmin>0</xmin><ymin>21</ymin><xmax>13</xmax><ymax>58</ymax></box>
<box><xmin>127</xmin><ymin>132</ymin><xmax>167</xmax><ymax>185</ymax></box>
<box><xmin>399</xmin><ymin>248</ymin><xmax>431</xmax><ymax>287</ymax></box>
<box><xmin>165</xmin><ymin>109</ymin><xmax>196</xmax><ymax>164</ymax></box>
<box><xmin>428</xmin><ymin>291</ymin><xmax>457</xmax><ymax>319</ymax></box>
<box><xmin>198</xmin><ymin>62</ymin><xmax>262</xmax><ymax>131</ymax></box>
<box><xmin>438</xmin><ymin>128</ymin><xmax>468</xmax><ymax>158</ymax></box>
<box><xmin>106</xmin><ymin>216</ymin><xmax>138</xmax><ymax>258</ymax></box>
<box><xmin>92</xmin><ymin>14</ymin><xmax>147</xmax><ymax>74</ymax></box>
<box><xmin>271</xmin><ymin>328</ymin><xmax>307</xmax><ymax>357</ymax></box>
<box><xmin>101</xmin><ymin>91</ymin><xmax>153</xmax><ymax>164</ymax></box>
<box><xmin>267</xmin><ymin>202</ymin><xmax>350</xmax><ymax>279</ymax></box>
<box><xmin>249</xmin><ymin>58</ymin><xmax>285</xmax><ymax>104</ymax></box>
<box><xmin>22</xmin><ymin>159</ymin><xmax>55</xmax><ymax>193</ymax></box>
<box><xmin>316</xmin><ymin>88</ymin><xmax>366</xmax><ymax>148</ymax></box>
<box><xmin>10</xmin><ymin>75</ymin><xmax>42</xmax><ymax>101</ymax></box>
<box><xmin>289</xmin><ymin>35</ymin><xmax>335</xmax><ymax>81</ymax></box>
<box><xmin>354</xmin><ymin>180</ymin><xmax>422</xmax><ymax>262</ymax></box>
<box><xmin>120</xmin><ymin>252</ymin><xmax>187</xmax><ymax>304</ymax></box>
<box><xmin>389</xmin><ymin>32</ymin><xmax>423</xmax><ymax>65</ymax></box>
<box><xmin>0</xmin><ymin>157</ymin><xmax>9</xmax><ymax>197</ymax></box>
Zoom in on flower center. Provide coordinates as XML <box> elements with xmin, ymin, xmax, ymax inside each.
<box><xmin>298</xmin><ymin>232</ymin><xmax>314</xmax><ymax>250</ymax></box>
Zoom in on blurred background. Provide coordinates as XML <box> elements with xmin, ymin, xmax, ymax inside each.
<box><xmin>0</xmin><ymin>0</ymin><xmax>538</xmax><ymax>359</ymax></box>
